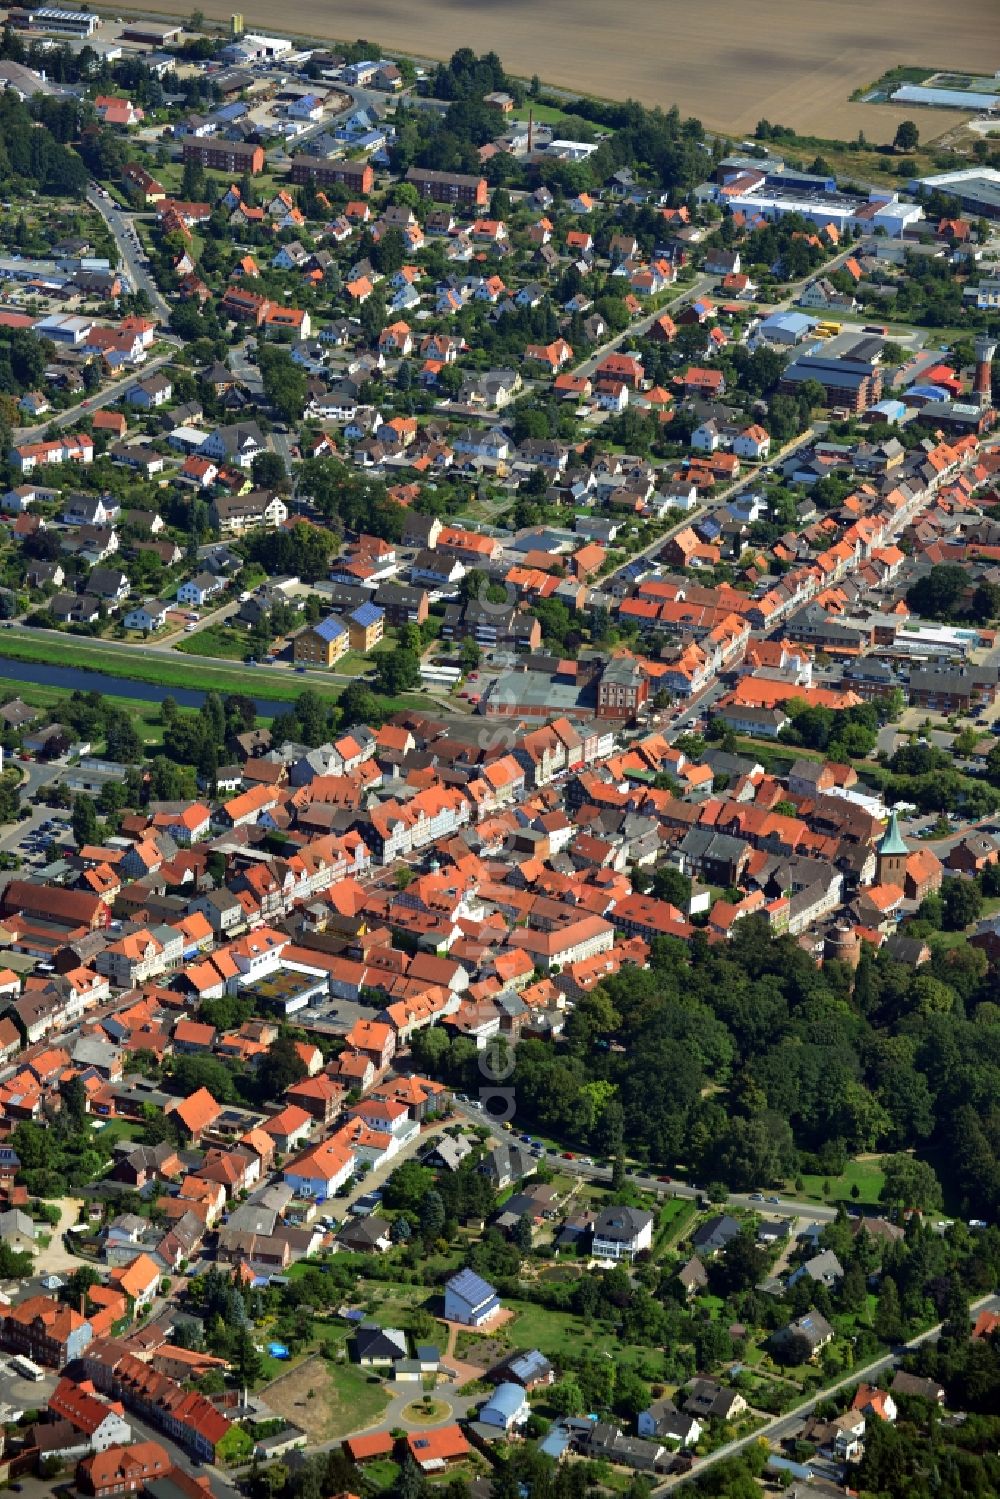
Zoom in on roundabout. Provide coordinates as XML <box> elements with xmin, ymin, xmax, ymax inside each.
<box><xmin>400</xmin><ymin>1396</ymin><xmax>453</xmax><ymax>1425</ymax></box>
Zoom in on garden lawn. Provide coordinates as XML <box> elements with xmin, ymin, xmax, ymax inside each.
<box><xmin>176</xmin><ymin>625</ymin><xmax>251</xmax><ymax>661</ymax></box>
<box><xmin>796</xmin><ymin>1156</ymin><xmax>886</xmax><ymax>1208</ymax></box>
<box><xmin>352</xmin><ymin>1281</ymin><xmax>434</xmax><ymax>1326</ymax></box>
<box><xmin>361</xmin><ymin>1460</ymin><xmax>400</xmax><ymax>1490</ymax></box>
<box><xmin>505</xmin><ymin>1300</ymin><xmax>657</xmax><ymax>1372</ymax></box>
<box><xmin>91</xmin><ymin>1119</ymin><xmax>143</xmax><ymax>1146</ymax></box>
<box><xmin>652</xmin><ymin>1197</ymin><xmax>697</xmax><ymax>1257</ymax></box>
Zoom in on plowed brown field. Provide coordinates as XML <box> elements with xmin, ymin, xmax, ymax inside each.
<box><xmin>150</xmin><ymin>0</ymin><xmax>994</xmax><ymax>141</ymax></box>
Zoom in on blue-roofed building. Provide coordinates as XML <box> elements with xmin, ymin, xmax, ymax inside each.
<box><xmin>349</xmin><ymin>600</ymin><xmax>385</xmax><ymax>652</ymax></box>
<box><xmin>292</xmin><ymin>613</ymin><xmax>348</xmax><ymax>668</ymax></box>
<box><xmin>444</xmin><ymin>1268</ymin><xmax>500</xmax><ymax>1327</ymax></box>
<box><xmin>868</xmin><ymin>399</ymin><xmax>906</xmax><ymax>424</ymax></box>
<box><xmin>213</xmin><ymin>101</ymin><xmax>248</xmax><ymax>123</ymax></box>
<box><xmin>539</xmin><ymin>1423</ymin><xmax>575</xmax><ymax>1460</ymax></box>
<box><xmin>758</xmin><ymin>310</ymin><xmax>816</xmax><ymax>345</ymax></box>
<box><xmin>502</xmin><ymin>1348</ymin><xmax>554</xmax><ymax>1389</ymax></box>
<box><xmin>539</xmin><ymin>1416</ymin><xmax>598</xmax><ymax>1460</ymax></box>
<box><xmin>479</xmin><ymin>1382</ymin><xmax>530</xmax><ymax>1431</ymax></box>
<box><xmin>906</xmin><ymin>384</ymin><xmax>951</xmax><ymax>404</ymax></box>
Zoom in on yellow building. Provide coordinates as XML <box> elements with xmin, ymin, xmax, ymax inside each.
<box><xmin>293</xmin><ymin>615</ymin><xmax>348</xmax><ymax>668</ymax></box>
<box><xmin>348</xmin><ymin>601</ymin><xmax>385</xmax><ymax>654</ymax></box>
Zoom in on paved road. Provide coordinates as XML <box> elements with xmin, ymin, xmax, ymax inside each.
<box><xmin>0</xmin><ymin>803</ymin><xmax>68</xmax><ymax>863</ymax></box>
<box><xmin>6</xmin><ymin>754</ymin><xmax>64</xmax><ymax>803</ymax></box>
<box><xmin>230</xmin><ymin>338</ymin><xmax>265</xmax><ymax>398</ymax></box>
<box><xmin>12</xmin><ymin>351</ymin><xmax>175</xmax><ymax>443</ymax></box>
<box><xmin>159</xmin><ymin>596</ymin><xmax>242</xmax><ymax>647</ymax></box>
<box><xmin>572</xmin><ymin>239</ymin><xmax>864</xmax><ymax>384</ymax></box>
<box><xmin>86</xmin><ymin>188</ymin><xmax>171</xmax><ymax>322</ymax></box>
<box><xmin>448</xmin><ymin>1099</ymin><xmax>837</xmax><ymax>1224</ymax></box>
<box><xmin>571</xmin><ymin>272</ymin><xmax>715</xmax><ymax>380</ymax></box>
<box><xmin>591</xmin><ymin>424</ymin><xmax>819</xmax><ymax>603</ymax></box>
<box><xmin>129</xmin><ymin>1407</ymin><xmax>240</xmax><ymax>1497</ymax></box>
<box><xmin>650</xmin><ymin>1291</ymin><xmax>1000</xmax><ymax>1493</ymax></box>
<box><xmin>270</xmin><ymin>427</ymin><xmax>297</xmax><ymax>471</ymax></box>
<box><xmin>0</xmin><ymin>623</ymin><xmax>349</xmax><ymax>694</ymax></box>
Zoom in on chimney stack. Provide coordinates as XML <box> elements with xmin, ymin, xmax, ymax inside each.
<box><xmin>974</xmin><ymin>335</ymin><xmax>996</xmax><ymax>402</ymax></box>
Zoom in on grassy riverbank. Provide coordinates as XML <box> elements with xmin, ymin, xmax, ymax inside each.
<box><xmin>0</xmin><ymin>632</ymin><xmax>337</xmax><ymax>704</ymax></box>
<box><xmin>0</xmin><ymin>633</ymin><xmax>437</xmax><ymax>719</ymax></box>
<box><xmin>0</xmin><ymin>676</ymin><xmax>183</xmax><ymax>743</ymax></box>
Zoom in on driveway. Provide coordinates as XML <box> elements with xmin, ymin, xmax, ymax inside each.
<box><xmin>32</xmin><ymin>1197</ymin><xmax>90</xmax><ymax>1276</ymax></box>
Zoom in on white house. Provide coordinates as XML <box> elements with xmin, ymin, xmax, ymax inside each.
<box><xmin>592</xmin><ymin>1206</ymin><xmax>654</xmax><ymax>1261</ymax></box>
<box><xmin>124</xmin><ymin>599</ymin><xmax>169</xmax><ymax>632</ymax></box>
<box><xmin>198</xmin><ymin>422</ymin><xmax>264</xmax><ymax>469</ymax></box>
<box><xmin>177</xmin><ymin>573</ymin><xmax>225</xmax><ymax>607</ymax></box>
<box><xmin>732</xmin><ymin>425</ymin><xmax>770</xmax><ymax>460</ymax></box>
<box><xmin>637</xmin><ymin>1401</ymin><xmax>702</xmax><ymax>1447</ymax></box>
<box><xmin>479</xmin><ymin>1383</ymin><xmax>530</xmax><ymax>1431</ymax></box>
<box><xmin>444</xmin><ymin>1268</ymin><xmax>500</xmax><ymax>1327</ymax></box>
<box><xmin>127</xmin><ymin>373</ymin><xmax>172</xmax><ymax>409</ymax></box>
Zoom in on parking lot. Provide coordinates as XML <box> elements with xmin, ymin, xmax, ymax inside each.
<box><xmin>8</xmin><ymin>811</ymin><xmax>72</xmax><ymax>868</ymax></box>
<box><xmin>0</xmin><ymin>1356</ymin><xmax>58</xmax><ymax>1418</ymax></box>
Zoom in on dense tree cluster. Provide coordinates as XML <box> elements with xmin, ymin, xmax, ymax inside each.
<box><xmin>0</xmin><ymin>90</ymin><xmax>87</xmax><ymax>195</ymax></box>
<box><xmin>779</xmin><ymin>693</ymin><xmax>903</xmax><ymax>759</ymax></box>
<box><xmin>390</xmin><ymin>50</ymin><xmax>708</xmax><ymax>198</ymax></box>
<box><xmin>411</xmin><ymin>922</ymin><xmax>1000</xmax><ymax>1216</ymax></box>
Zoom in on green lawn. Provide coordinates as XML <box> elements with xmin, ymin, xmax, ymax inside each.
<box><xmin>351</xmin><ymin>1280</ymin><xmax>434</xmax><ymax>1326</ymax></box>
<box><xmin>0</xmin><ymin>633</ymin><xmax>442</xmax><ymax>720</ymax></box>
<box><xmin>505</xmin><ymin>1300</ymin><xmax>659</xmax><ymax>1374</ymax></box>
<box><xmin>264</xmin><ymin>1352</ymin><xmax>390</xmax><ymax>1440</ymax></box>
<box><xmin>0</xmin><ymin>630</ymin><xmax>341</xmax><ymax>704</ymax></box>
<box><xmin>512</xmin><ymin>103</ymin><xmax>584</xmax><ymax>125</ymax></box>
<box><xmin>797</xmin><ymin>1156</ymin><xmax>886</xmax><ymax>1208</ymax></box>
<box><xmin>176</xmin><ymin>625</ymin><xmax>252</xmax><ymax>661</ymax></box>
<box><xmin>91</xmin><ymin>1119</ymin><xmax>143</xmax><ymax>1146</ymax></box>
<box><xmin>362</xmin><ymin>1460</ymin><xmax>400</xmax><ymax>1490</ymax></box>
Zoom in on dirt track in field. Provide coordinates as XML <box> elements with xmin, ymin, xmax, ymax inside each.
<box><xmin>152</xmin><ymin>0</ymin><xmax>994</xmax><ymax>140</ymax></box>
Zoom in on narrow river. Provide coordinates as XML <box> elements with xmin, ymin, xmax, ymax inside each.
<box><xmin>0</xmin><ymin>658</ymin><xmax>292</xmax><ymax>718</ymax></box>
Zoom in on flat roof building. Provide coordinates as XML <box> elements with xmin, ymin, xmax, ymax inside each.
<box><xmin>918</xmin><ymin>166</ymin><xmax>1000</xmax><ymax>219</ymax></box>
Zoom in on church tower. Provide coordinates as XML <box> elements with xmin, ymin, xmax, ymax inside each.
<box><xmin>876</xmin><ymin>808</ymin><xmax>908</xmax><ymax>886</ymax></box>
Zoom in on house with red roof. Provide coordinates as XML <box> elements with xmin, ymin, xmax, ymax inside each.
<box><xmin>77</xmin><ymin>1440</ymin><xmax>170</xmax><ymax>1497</ymax></box>
<box><xmin>165</xmin><ymin>1087</ymin><xmax>221</xmax><ymax>1142</ymax></box>
<box><xmin>406</xmin><ymin>1425</ymin><xmax>470</xmax><ymax>1470</ymax></box>
<box><xmin>851</xmin><ymin>1384</ymin><xmax>897</xmax><ymax>1422</ymax></box>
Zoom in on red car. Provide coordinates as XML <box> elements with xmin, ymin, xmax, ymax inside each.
<box><xmin>562</xmin><ymin>1151</ymin><xmax>575</xmax><ymax>1160</ymax></box>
